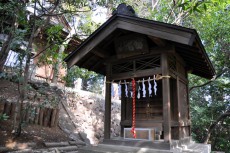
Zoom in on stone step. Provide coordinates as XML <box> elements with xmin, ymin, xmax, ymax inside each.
<box><xmin>182</xmin><ymin>143</ymin><xmax>211</xmax><ymax>153</ymax></box>
<box><xmin>103</xmin><ymin>138</ymin><xmax>170</xmax><ymax>150</ymax></box>
<box><xmin>48</xmin><ymin>146</ymin><xmax>79</xmax><ymax>152</ymax></box>
<box><xmin>44</xmin><ymin>141</ymin><xmax>70</xmax><ymax>147</ymax></box>
<box><xmin>7</xmin><ymin>145</ymin><xmax>79</xmax><ymax>153</ymax></box>
<box><xmin>7</xmin><ymin>149</ymin><xmax>33</xmax><ymax>153</ymax></box>
<box><xmin>78</xmin><ymin>144</ymin><xmax>173</xmax><ymax>153</ymax></box>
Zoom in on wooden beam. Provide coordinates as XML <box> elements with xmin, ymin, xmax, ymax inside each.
<box><xmin>80</xmin><ymin>54</ymin><xmax>96</xmax><ymax>68</ymax></box>
<box><xmin>117</xmin><ymin>19</ymin><xmax>193</xmax><ymax>46</ymax></box>
<box><xmin>107</xmin><ymin>47</ymin><xmax>172</xmax><ymax>64</ymax></box>
<box><xmin>92</xmin><ymin>48</ymin><xmax>110</xmax><ymax>58</ymax></box>
<box><xmin>89</xmin><ymin>59</ymin><xmax>104</xmax><ymax>72</ymax></box>
<box><xmin>111</xmin><ymin>68</ymin><xmax>161</xmax><ymax>80</ymax></box>
<box><xmin>99</xmin><ymin>30</ymin><xmax>123</xmax><ymax>49</ymax></box>
<box><xmin>104</xmin><ymin>64</ymin><xmax>112</xmax><ymax>139</ymax></box>
<box><xmin>148</xmin><ymin>36</ymin><xmax>166</xmax><ymax>47</ymax></box>
<box><xmin>161</xmin><ymin>53</ymin><xmax>171</xmax><ymax>143</ymax></box>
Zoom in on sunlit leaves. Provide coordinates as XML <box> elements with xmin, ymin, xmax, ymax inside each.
<box><xmin>187</xmin><ymin>2</ymin><xmax>230</xmax><ymax>150</ymax></box>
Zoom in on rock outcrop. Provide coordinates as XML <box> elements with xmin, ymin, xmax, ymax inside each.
<box><xmin>60</xmin><ymin>89</ymin><xmax>121</xmax><ymax>145</ymax></box>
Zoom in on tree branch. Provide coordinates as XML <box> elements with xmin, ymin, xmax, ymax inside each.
<box><xmin>203</xmin><ymin>109</ymin><xmax>230</xmax><ymax>144</ymax></box>
<box><xmin>189</xmin><ymin>68</ymin><xmax>228</xmax><ymax>92</ymax></box>
<box><xmin>152</xmin><ymin>0</ymin><xmax>160</xmax><ymax>11</ymax></box>
<box><xmin>38</xmin><ymin>9</ymin><xmax>91</xmax><ymax>17</ymax></box>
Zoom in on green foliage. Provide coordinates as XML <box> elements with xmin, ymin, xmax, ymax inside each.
<box><xmin>87</xmin><ymin>74</ymin><xmax>104</xmax><ymax>94</ymax></box>
<box><xmin>186</xmin><ymin>1</ymin><xmax>230</xmax><ymax>151</ymax></box>
<box><xmin>63</xmin><ymin>65</ymin><xmax>101</xmax><ymax>90</ymax></box>
<box><xmin>78</xmin><ymin>11</ymin><xmax>101</xmax><ymax>37</ymax></box>
<box><xmin>37</xmin><ymin>25</ymin><xmax>65</xmax><ymax>66</ymax></box>
<box><xmin>0</xmin><ymin>113</ymin><xmax>9</xmax><ymax>121</ymax></box>
<box><xmin>46</xmin><ymin>25</ymin><xmax>64</xmax><ymax>44</ymax></box>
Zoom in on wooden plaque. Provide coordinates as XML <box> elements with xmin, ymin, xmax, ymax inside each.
<box><xmin>114</xmin><ymin>34</ymin><xmax>149</xmax><ymax>59</ymax></box>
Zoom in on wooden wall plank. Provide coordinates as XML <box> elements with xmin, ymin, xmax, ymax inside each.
<box><xmin>54</xmin><ymin>109</ymin><xmax>60</xmax><ymax>127</ymax></box>
<box><xmin>39</xmin><ymin>108</ymin><xmax>44</xmax><ymax>126</ymax></box>
<box><xmin>34</xmin><ymin>107</ymin><xmax>40</xmax><ymax>125</ymax></box>
<box><xmin>50</xmin><ymin>109</ymin><xmax>57</xmax><ymax>127</ymax></box>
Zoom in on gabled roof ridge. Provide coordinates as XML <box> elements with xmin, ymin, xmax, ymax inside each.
<box><xmin>64</xmin><ymin>11</ymin><xmax>216</xmax><ymax>79</ymax></box>
<box><xmin>116</xmin><ymin>14</ymin><xmax>196</xmax><ymax>34</ymax></box>
<box><xmin>64</xmin><ymin>14</ymin><xmax>197</xmax><ymax>62</ymax></box>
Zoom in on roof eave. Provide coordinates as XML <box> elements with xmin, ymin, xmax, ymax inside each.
<box><xmin>194</xmin><ymin>31</ymin><xmax>216</xmax><ymax>78</ymax></box>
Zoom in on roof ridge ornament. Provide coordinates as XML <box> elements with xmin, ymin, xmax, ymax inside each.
<box><xmin>112</xmin><ymin>3</ymin><xmax>137</xmax><ymax>17</ymax></box>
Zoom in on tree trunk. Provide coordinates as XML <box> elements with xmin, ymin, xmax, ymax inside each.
<box><xmin>15</xmin><ymin>38</ymin><xmax>33</xmax><ymax>137</ymax></box>
<box><xmin>14</xmin><ymin>2</ymin><xmax>37</xmax><ymax>136</ymax></box>
<box><xmin>203</xmin><ymin>110</ymin><xmax>230</xmax><ymax>144</ymax></box>
<box><xmin>11</xmin><ymin>0</ymin><xmax>60</xmax><ymax>136</ymax></box>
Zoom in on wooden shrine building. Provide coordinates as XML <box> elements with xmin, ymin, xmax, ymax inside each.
<box><xmin>65</xmin><ymin>3</ymin><xmax>215</xmax><ymax>149</ymax></box>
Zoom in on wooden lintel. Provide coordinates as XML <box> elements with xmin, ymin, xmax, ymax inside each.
<box><xmin>148</xmin><ymin>36</ymin><xmax>166</xmax><ymax>47</ymax></box>
<box><xmin>107</xmin><ymin>47</ymin><xmax>169</xmax><ymax>64</ymax></box>
<box><xmin>111</xmin><ymin>68</ymin><xmax>161</xmax><ymax>80</ymax></box>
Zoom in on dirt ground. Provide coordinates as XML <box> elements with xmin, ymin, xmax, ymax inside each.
<box><xmin>0</xmin><ymin>79</ymin><xmax>70</xmax><ymax>148</ymax></box>
<box><xmin>0</xmin><ymin>119</ymin><xmax>70</xmax><ymax>148</ymax></box>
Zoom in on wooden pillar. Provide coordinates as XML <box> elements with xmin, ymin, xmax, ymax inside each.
<box><xmin>104</xmin><ymin>64</ymin><xmax>111</xmax><ymax>139</ymax></box>
<box><xmin>120</xmin><ymin>84</ymin><xmax>126</xmax><ymax>137</ymax></box>
<box><xmin>161</xmin><ymin>53</ymin><xmax>171</xmax><ymax>142</ymax></box>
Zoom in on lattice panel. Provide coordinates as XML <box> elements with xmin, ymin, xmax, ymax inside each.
<box><xmin>136</xmin><ymin>56</ymin><xmax>160</xmax><ymax>71</ymax></box>
<box><xmin>169</xmin><ymin>55</ymin><xmax>177</xmax><ymax>72</ymax></box>
<box><xmin>111</xmin><ymin>55</ymin><xmax>161</xmax><ymax>75</ymax></box>
<box><xmin>112</xmin><ymin>61</ymin><xmax>133</xmax><ymax>74</ymax></box>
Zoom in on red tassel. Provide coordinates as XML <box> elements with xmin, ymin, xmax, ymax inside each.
<box><xmin>131</xmin><ymin>78</ymin><xmax>136</xmax><ymax>138</ymax></box>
